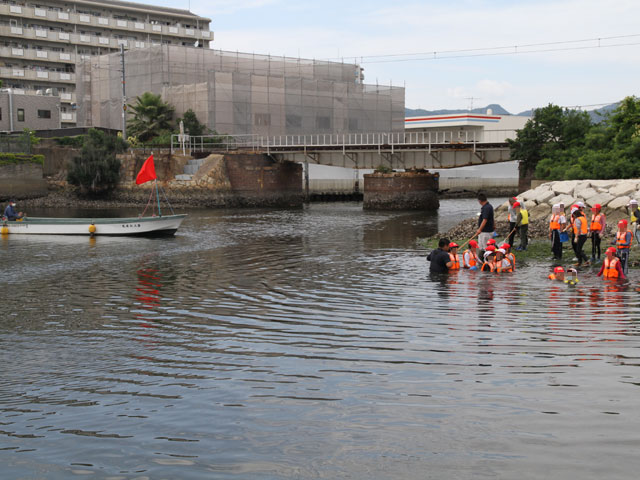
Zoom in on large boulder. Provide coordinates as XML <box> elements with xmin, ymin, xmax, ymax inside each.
<box><xmin>530</xmin><ymin>188</ymin><xmax>557</xmax><ymax>204</ymax></box>
<box><xmin>529</xmin><ymin>202</ymin><xmax>551</xmax><ymax>219</ymax></box>
<box><xmin>585</xmin><ymin>191</ymin><xmax>615</xmax><ymax>208</ymax></box>
<box><xmin>589</xmin><ymin>180</ymin><xmax>616</xmax><ymax>191</ymax></box>
<box><xmin>552</xmin><ymin>180</ymin><xmax>580</xmax><ymax>195</ymax></box>
<box><xmin>608</xmin><ymin>195</ymin><xmax>632</xmax><ymax>210</ymax></box>
<box><xmin>609</xmin><ymin>181</ymin><xmax>639</xmax><ymax>197</ymax></box>
<box><xmin>518</xmin><ymin>188</ymin><xmax>538</xmax><ymax>202</ymax></box>
<box><xmin>573</xmin><ymin>187</ymin><xmax>597</xmax><ymax>200</ymax></box>
<box><xmin>548</xmin><ymin>194</ymin><xmax>575</xmax><ymax>207</ymax></box>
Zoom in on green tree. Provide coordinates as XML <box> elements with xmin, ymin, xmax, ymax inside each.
<box><xmin>177</xmin><ymin>109</ymin><xmax>207</xmax><ymax>136</ymax></box>
<box><xmin>127</xmin><ymin>92</ymin><xmax>175</xmax><ymax>142</ymax></box>
<box><xmin>507</xmin><ymin>104</ymin><xmax>591</xmax><ymax>176</ymax></box>
<box><xmin>67</xmin><ymin>128</ymin><xmax>127</xmax><ymax>196</ymax></box>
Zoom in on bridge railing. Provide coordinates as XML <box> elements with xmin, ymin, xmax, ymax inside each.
<box><xmin>171</xmin><ymin>129</ymin><xmax>517</xmax><ymax>154</ymax></box>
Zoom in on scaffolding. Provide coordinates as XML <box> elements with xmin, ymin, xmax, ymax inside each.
<box><xmin>77</xmin><ymin>46</ymin><xmax>405</xmax><ymax>136</ymax></box>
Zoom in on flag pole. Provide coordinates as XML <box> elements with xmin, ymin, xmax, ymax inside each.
<box><xmin>155</xmin><ymin>179</ymin><xmax>162</xmax><ymax>217</ymax></box>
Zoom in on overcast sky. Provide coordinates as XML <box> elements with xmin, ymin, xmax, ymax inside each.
<box><xmin>153</xmin><ymin>0</ymin><xmax>640</xmax><ymax>114</ymax></box>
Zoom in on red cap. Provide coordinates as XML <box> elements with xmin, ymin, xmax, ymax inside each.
<box><xmin>487</xmin><ymin>239</ymin><xmax>496</xmax><ymax>245</ymax></box>
<box><xmin>619</xmin><ymin>219</ymin><xmax>628</xmax><ymax>227</ymax></box>
<box><xmin>486</xmin><ymin>245</ymin><xmax>496</xmax><ymax>252</ymax></box>
<box><xmin>554</xmin><ymin>266</ymin><xmax>565</xmax><ymax>273</ymax></box>
<box><xmin>469</xmin><ymin>240</ymin><xmax>479</xmax><ymax>248</ymax></box>
<box><xmin>606</xmin><ymin>246</ymin><xmax>617</xmax><ymax>255</ymax></box>
<box><xmin>591</xmin><ymin>203</ymin><xmax>601</xmax><ymax>210</ymax></box>
<box><xmin>513</xmin><ymin>201</ymin><xmax>521</xmax><ymax>207</ymax></box>
<box><xmin>449</xmin><ymin>242</ymin><xmax>459</xmax><ymax>248</ymax></box>
<box><xmin>500</xmin><ymin>243</ymin><xmax>511</xmax><ymax>249</ymax></box>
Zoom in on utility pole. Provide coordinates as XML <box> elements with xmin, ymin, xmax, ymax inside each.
<box><xmin>121</xmin><ymin>44</ymin><xmax>126</xmax><ymax>138</ymax></box>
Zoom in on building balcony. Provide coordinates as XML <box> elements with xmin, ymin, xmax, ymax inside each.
<box><xmin>0</xmin><ymin>45</ymin><xmax>77</xmax><ymax>64</ymax></box>
<box><xmin>0</xmin><ymin>67</ymin><xmax>75</xmax><ymax>84</ymax></box>
<box><xmin>61</xmin><ymin>111</ymin><xmax>76</xmax><ymax>123</ymax></box>
<box><xmin>0</xmin><ymin>4</ymin><xmax>213</xmax><ymax>41</ymax></box>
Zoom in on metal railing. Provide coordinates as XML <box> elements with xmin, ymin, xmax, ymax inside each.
<box><xmin>171</xmin><ymin>129</ymin><xmax>517</xmax><ymax>154</ymax></box>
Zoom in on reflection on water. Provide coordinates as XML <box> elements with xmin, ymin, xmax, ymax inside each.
<box><xmin>1</xmin><ymin>200</ymin><xmax>640</xmax><ymax>479</ymax></box>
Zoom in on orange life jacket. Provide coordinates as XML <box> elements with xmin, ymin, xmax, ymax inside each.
<box><xmin>603</xmin><ymin>257</ymin><xmax>620</xmax><ymax>278</ymax></box>
<box><xmin>462</xmin><ymin>249</ymin><xmax>477</xmax><ymax>268</ymax></box>
<box><xmin>616</xmin><ymin>231</ymin><xmax>632</xmax><ymax>249</ymax></box>
<box><xmin>573</xmin><ymin>214</ymin><xmax>588</xmax><ymax>235</ymax></box>
<box><xmin>449</xmin><ymin>253</ymin><xmax>460</xmax><ymax>270</ymax></box>
<box><xmin>496</xmin><ymin>258</ymin><xmax>512</xmax><ymax>273</ymax></box>
<box><xmin>481</xmin><ymin>261</ymin><xmax>494</xmax><ymax>272</ymax></box>
<box><xmin>590</xmin><ymin>213</ymin><xmax>603</xmax><ymax>233</ymax></box>
<box><xmin>550</xmin><ymin>214</ymin><xmax>561</xmax><ymax>230</ymax></box>
<box><xmin>506</xmin><ymin>252</ymin><xmax>516</xmax><ymax>271</ymax></box>
<box><xmin>548</xmin><ymin>273</ymin><xmax>557</xmax><ymax>280</ymax></box>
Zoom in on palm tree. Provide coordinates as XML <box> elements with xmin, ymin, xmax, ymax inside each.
<box><xmin>127</xmin><ymin>92</ymin><xmax>175</xmax><ymax>142</ymax></box>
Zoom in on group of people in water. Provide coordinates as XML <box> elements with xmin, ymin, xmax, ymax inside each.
<box><xmin>428</xmin><ymin>193</ymin><xmax>638</xmax><ymax>282</ymax></box>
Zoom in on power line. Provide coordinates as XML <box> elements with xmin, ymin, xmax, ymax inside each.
<box><xmin>329</xmin><ymin>34</ymin><xmax>640</xmax><ymax>64</ymax></box>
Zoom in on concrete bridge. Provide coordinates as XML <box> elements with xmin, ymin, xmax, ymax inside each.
<box><xmin>171</xmin><ymin>130</ymin><xmax>514</xmax><ymax>170</ymax></box>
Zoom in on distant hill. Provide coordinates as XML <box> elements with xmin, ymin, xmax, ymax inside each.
<box><xmin>406</xmin><ymin>102</ymin><xmax>620</xmax><ymax>123</ymax></box>
<box><xmin>517</xmin><ymin>103</ymin><xmax>618</xmax><ymax>122</ymax></box>
<box><xmin>405</xmin><ymin>103</ymin><xmax>512</xmax><ymax>117</ymax></box>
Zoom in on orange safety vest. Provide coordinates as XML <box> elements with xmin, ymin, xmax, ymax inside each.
<box><xmin>548</xmin><ymin>273</ymin><xmax>558</xmax><ymax>280</ymax></box>
<box><xmin>496</xmin><ymin>259</ymin><xmax>512</xmax><ymax>273</ymax></box>
<box><xmin>603</xmin><ymin>257</ymin><xmax>620</xmax><ymax>278</ymax></box>
<box><xmin>506</xmin><ymin>252</ymin><xmax>516</xmax><ymax>271</ymax></box>
<box><xmin>449</xmin><ymin>253</ymin><xmax>460</xmax><ymax>270</ymax></box>
<box><xmin>481</xmin><ymin>261</ymin><xmax>494</xmax><ymax>272</ymax></box>
<box><xmin>616</xmin><ymin>231</ymin><xmax>632</xmax><ymax>249</ymax></box>
<box><xmin>550</xmin><ymin>214</ymin><xmax>561</xmax><ymax>230</ymax></box>
<box><xmin>590</xmin><ymin>213</ymin><xmax>603</xmax><ymax>233</ymax></box>
<box><xmin>462</xmin><ymin>249</ymin><xmax>477</xmax><ymax>268</ymax></box>
<box><xmin>573</xmin><ymin>214</ymin><xmax>588</xmax><ymax>235</ymax></box>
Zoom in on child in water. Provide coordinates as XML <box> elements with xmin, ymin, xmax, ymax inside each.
<box><xmin>548</xmin><ymin>266</ymin><xmax>578</xmax><ymax>284</ymax></box>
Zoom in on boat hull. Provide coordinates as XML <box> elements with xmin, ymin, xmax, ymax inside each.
<box><xmin>1</xmin><ymin>215</ymin><xmax>187</xmax><ymax>236</ymax></box>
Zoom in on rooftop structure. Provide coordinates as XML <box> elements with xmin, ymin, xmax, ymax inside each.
<box><xmin>0</xmin><ymin>0</ymin><xmax>212</xmax><ymax>128</ymax></box>
<box><xmin>78</xmin><ymin>46</ymin><xmax>405</xmax><ymax>136</ymax></box>
<box><xmin>404</xmin><ymin>110</ymin><xmax>529</xmax><ymax>143</ymax></box>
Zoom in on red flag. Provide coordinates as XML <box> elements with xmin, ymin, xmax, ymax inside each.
<box><xmin>136</xmin><ymin>154</ymin><xmax>157</xmax><ymax>185</ymax></box>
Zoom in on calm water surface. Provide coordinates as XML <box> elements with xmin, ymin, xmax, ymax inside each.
<box><xmin>1</xmin><ymin>200</ymin><xmax>640</xmax><ymax>479</ymax></box>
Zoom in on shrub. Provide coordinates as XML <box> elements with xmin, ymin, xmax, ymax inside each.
<box><xmin>67</xmin><ymin>129</ymin><xmax>127</xmax><ymax>196</ymax></box>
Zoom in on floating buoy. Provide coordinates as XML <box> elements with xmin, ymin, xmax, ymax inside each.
<box><xmin>1</xmin><ymin>225</ymin><xmax>8</xmax><ymax>235</ymax></box>
<box><xmin>89</xmin><ymin>223</ymin><xmax>96</xmax><ymax>234</ymax></box>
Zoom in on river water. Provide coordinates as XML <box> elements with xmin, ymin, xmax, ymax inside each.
<box><xmin>1</xmin><ymin>199</ymin><xmax>640</xmax><ymax>479</ymax></box>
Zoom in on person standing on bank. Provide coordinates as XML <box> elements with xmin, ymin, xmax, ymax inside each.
<box><xmin>513</xmin><ymin>201</ymin><xmax>529</xmax><ymax>251</ymax></box>
<box><xmin>549</xmin><ymin>204</ymin><xmax>565</xmax><ymax>260</ymax></box>
<box><xmin>627</xmin><ymin>199</ymin><xmax>640</xmax><ymax>244</ymax></box>
<box><xmin>427</xmin><ymin>238</ymin><xmax>453</xmax><ymax>274</ymax></box>
<box><xmin>572</xmin><ymin>208</ymin><xmax>590</xmax><ymax>266</ymax></box>
<box><xmin>475</xmin><ymin>193</ymin><xmax>495</xmax><ymax>250</ymax></box>
<box><xmin>507</xmin><ymin>197</ymin><xmax>518</xmax><ymax>247</ymax></box>
<box><xmin>589</xmin><ymin>203</ymin><xmax>606</xmax><ymax>261</ymax></box>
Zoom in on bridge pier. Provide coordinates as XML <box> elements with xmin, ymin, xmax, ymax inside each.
<box><xmin>363</xmin><ymin>171</ymin><xmax>440</xmax><ymax>210</ymax></box>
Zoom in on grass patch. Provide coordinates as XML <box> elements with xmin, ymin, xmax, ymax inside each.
<box><xmin>0</xmin><ymin>153</ymin><xmax>44</xmax><ymax>166</ymax></box>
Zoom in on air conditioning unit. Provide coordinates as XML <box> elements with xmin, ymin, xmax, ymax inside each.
<box><xmin>36</xmin><ymin>89</ymin><xmax>44</xmax><ymax>95</ymax></box>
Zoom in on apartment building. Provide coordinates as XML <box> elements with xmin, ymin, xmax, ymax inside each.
<box><xmin>0</xmin><ymin>0</ymin><xmax>212</xmax><ymax>128</ymax></box>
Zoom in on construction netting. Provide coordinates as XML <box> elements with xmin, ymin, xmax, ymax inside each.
<box><xmin>76</xmin><ymin>46</ymin><xmax>405</xmax><ymax>136</ymax></box>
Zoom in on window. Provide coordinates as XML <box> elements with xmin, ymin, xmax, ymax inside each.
<box><xmin>17</xmin><ymin>108</ymin><xmax>24</xmax><ymax>122</ymax></box>
<box><xmin>254</xmin><ymin>113</ymin><xmax>271</xmax><ymax>126</ymax></box>
<box><xmin>37</xmin><ymin>109</ymin><xmax>51</xmax><ymax>119</ymax></box>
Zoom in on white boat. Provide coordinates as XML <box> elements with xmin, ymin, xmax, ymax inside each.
<box><xmin>1</xmin><ymin>214</ymin><xmax>186</xmax><ymax>236</ymax></box>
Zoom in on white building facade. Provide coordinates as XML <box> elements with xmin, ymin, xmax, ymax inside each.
<box><xmin>0</xmin><ymin>0</ymin><xmax>212</xmax><ymax>128</ymax></box>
